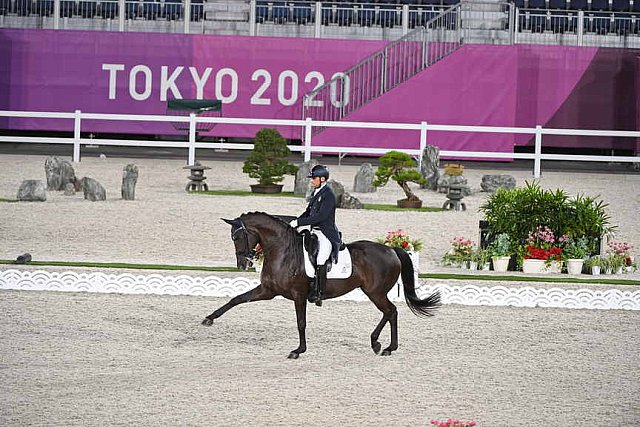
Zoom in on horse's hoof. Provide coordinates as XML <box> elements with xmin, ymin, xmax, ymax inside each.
<box><xmin>372</xmin><ymin>342</ymin><xmax>381</xmax><ymax>354</ymax></box>
<box><xmin>380</xmin><ymin>349</ymin><xmax>392</xmax><ymax>356</ymax></box>
<box><xmin>201</xmin><ymin>318</ymin><xmax>213</xmax><ymax>327</ymax></box>
<box><xmin>287</xmin><ymin>352</ymin><xmax>300</xmax><ymax>359</ymax></box>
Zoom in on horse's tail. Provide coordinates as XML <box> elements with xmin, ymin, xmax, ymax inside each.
<box><xmin>393</xmin><ymin>247</ymin><xmax>441</xmax><ymax>317</ymax></box>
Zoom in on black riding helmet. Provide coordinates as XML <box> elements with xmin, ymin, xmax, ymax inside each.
<box><xmin>307</xmin><ymin>164</ymin><xmax>329</xmax><ymax>179</ymax></box>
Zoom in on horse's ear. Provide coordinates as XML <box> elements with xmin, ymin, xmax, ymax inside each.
<box><xmin>221</xmin><ymin>218</ymin><xmax>236</xmax><ymax>226</ymax></box>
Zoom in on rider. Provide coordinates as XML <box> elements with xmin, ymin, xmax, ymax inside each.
<box><xmin>289</xmin><ymin>164</ymin><xmax>341</xmax><ymax>305</ymax></box>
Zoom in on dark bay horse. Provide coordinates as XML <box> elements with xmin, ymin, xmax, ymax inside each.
<box><xmin>201</xmin><ymin>212</ymin><xmax>441</xmax><ymax>359</ymax></box>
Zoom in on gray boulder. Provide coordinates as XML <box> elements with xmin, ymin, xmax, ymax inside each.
<box><xmin>353</xmin><ymin>163</ymin><xmax>376</xmax><ymax>193</ymax></box>
<box><xmin>17</xmin><ymin>180</ymin><xmax>46</xmax><ymax>202</ymax></box>
<box><xmin>420</xmin><ymin>144</ymin><xmax>440</xmax><ymax>191</ymax></box>
<box><xmin>81</xmin><ymin>177</ymin><xmax>106</xmax><ymax>201</ymax></box>
<box><xmin>63</xmin><ymin>183</ymin><xmax>76</xmax><ymax>196</ymax></box>
<box><xmin>121</xmin><ymin>164</ymin><xmax>139</xmax><ymax>200</ymax></box>
<box><xmin>294</xmin><ymin>160</ymin><xmax>318</xmax><ymax>195</ymax></box>
<box><xmin>481</xmin><ymin>175</ymin><xmax>516</xmax><ymax>193</ymax></box>
<box><xmin>340</xmin><ymin>192</ymin><xmax>364</xmax><ymax>209</ymax></box>
<box><xmin>45</xmin><ymin>156</ymin><xmax>77</xmax><ymax>191</ymax></box>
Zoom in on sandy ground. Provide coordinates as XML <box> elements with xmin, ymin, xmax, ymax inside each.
<box><xmin>1</xmin><ymin>290</ymin><xmax>639</xmax><ymax>426</ymax></box>
<box><xmin>0</xmin><ymin>153</ymin><xmax>638</xmax><ymax>276</ymax></box>
<box><xmin>0</xmin><ymin>153</ymin><xmax>639</xmax><ymax>425</ymax></box>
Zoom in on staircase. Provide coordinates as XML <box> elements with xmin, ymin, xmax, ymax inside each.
<box><xmin>301</xmin><ymin>4</ymin><xmax>465</xmax><ymax>135</ymax></box>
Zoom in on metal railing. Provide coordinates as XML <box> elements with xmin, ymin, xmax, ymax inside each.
<box><xmin>301</xmin><ymin>5</ymin><xmax>463</xmax><ymax>134</ymax></box>
<box><xmin>1</xmin><ymin>109</ymin><xmax>638</xmax><ymax>178</ymax></box>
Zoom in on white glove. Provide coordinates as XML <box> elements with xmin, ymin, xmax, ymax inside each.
<box><xmin>289</xmin><ymin>219</ymin><xmax>298</xmax><ymax>228</ymax></box>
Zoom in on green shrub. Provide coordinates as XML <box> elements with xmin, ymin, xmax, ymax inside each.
<box><xmin>373</xmin><ymin>151</ymin><xmax>426</xmax><ymax>201</ymax></box>
<box><xmin>242</xmin><ymin>128</ymin><xmax>298</xmax><ymax>185</ymax></box>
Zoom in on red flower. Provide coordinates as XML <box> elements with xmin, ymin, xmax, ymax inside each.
<box><xmin>402</xmin><ymin>241</ymin><xmax>409</xmax><ymax>248</ymax></box>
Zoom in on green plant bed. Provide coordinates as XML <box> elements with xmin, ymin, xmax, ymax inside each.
<box><xmin>195</xmin><ymin>190</ymin><xmax>302</xmax><ymax>198</ymax></box>
<box><xmin>363</xmin><ymin>203</ymin><xmax>442</xmax><ymax>212</ymax></box>
<box><xmin>422</xmin><ymin>272</ymin><xmax>639</xmax><ymax>286</ymax></box>
<box><xmin>0</xmin><ymin>260</ymin><xmax>238</xmax><ymax>272</ymax></box>
<box><xmin>2</xmin><ymin>260</ymin><xmax>637</xmax><ymax>285</ymax></box>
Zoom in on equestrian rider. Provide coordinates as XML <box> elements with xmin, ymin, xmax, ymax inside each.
<box><xmin>289</xmin><ymin>165</ymin><xmax>341</xmax><ymax>306</ymax></box>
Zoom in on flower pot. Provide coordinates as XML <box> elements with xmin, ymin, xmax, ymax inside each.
<box><xmin>591</xmin><ymin>265</ymin><xmax>601</xmax><ymax>275</ymax></box>
<box><xmin>492</xmin><ymin>256</ymin><xmax>510</xmax><ymax>273</ymax></box>
<box><xmin>481</xmin><ymin>262</ymin><xmax>491</xmax><ymax>271</ymax></box>
<box><xmin>522</xmin><ymin>259</ymin><xmax>562</xmax><ymax>274</ymax></box>
<box><xmin>468</xmin><ymin>261</ymin><xmax>478</xmax><ymax>270</ymax></box>
<box><xmin>396</xmin><ymin>199</ymin><xmax>422</xmax><ymax>209</ymax></box>
<box><xmin>250</xmin><ymin>184</ymin><xmax>283</xmax><ymax>194</ymax></box>
<box><xmin>616</xmin><ymin>267</ymin><xmax>624</xmax><ymax>274</ymax></box>
<box><xmin>566</xmin><ymin>259</ymin><xmax>584</xmax><ymax>275</ymax></box>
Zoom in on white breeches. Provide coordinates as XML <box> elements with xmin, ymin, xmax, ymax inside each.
<box><xmin>312</xmin><ymin>229</ymin><xmax>332</xmax><ymax>265</ymax></box>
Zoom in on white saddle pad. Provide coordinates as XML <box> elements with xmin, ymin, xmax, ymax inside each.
<box><xmin>303</xmin><ymin>246</ymin><xmax>352</xmax><ymax>279</ymax></box>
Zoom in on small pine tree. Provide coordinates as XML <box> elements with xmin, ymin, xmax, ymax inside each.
<box><xmin>242</xmin><ymin>128</ymin><xmax>298</xmax><ymax>185</ymax></box>
<box><xmin>373</xmin><ymin>151</ymin><xmax>426</xmax><ymax>201</ymax></box>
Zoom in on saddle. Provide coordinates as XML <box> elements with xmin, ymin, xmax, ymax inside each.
<box><xmin>301</xmin><ymin>231</ymin><xmax>352</xmax><ymax>279</ymax></box>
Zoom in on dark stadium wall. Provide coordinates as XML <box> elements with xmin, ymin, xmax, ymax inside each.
<box><xmin>1</xmin><ymin>28</ymin><xmax>637</xmax><ymax>153</ymax></box>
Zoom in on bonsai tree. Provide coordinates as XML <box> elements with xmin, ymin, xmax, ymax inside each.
<box><xmin>242</xmin><ymin>128</ymin><xmax>298</xmax><ymax>186</ymax></box>
<box><xmin>373</xmin><ymin>151</ymin><xmax>426</xmax><ymax>203</ymax></box>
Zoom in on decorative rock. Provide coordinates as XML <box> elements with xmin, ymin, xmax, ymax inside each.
<box><xmin>352</xmin><ymin>163</ymin><xmax>376</xmax><ymax>193</ymax></box>
<box><xmin>81</xmin><ymin>177</ymin><xmax>106</xmax><ymax>201</ymax></box>
<box><xmin>44</xmin><ymin>156</ymin><xmax>77</xmax><ymax>191</ymax></box>
<box><xmin>63</xmin><ymin>183</ymin><xmax>76</xmax><ymax>196</ymax></box>
<box><xmin>122</xmin><ymin>164</ymin><xmax>139</xmax><ymax>200</ymax></box>
<box><xmin>420</xmin><ymin>144</ymin><xmax>440</xmax><ymax>191</ymax></box>
<box><xmin>340</xmin><ymin>192</ymin><xmax>364</xmax><ymax>209</ymax></box>
<box><xmin>437</xmin><ymin>174</ymin><xmax>471</xmax><ymax>197</ymax></box>
<box><xmin>294</xmin><ymin>160</ymin><xmax>318</xmax><ymax>195</ymax></box>
<box><xmin>17</xmin><ymin>180</ymin><xmax>46</xmax><ymax>201</ymax></box>
<box><xmin>481</xmin><ymin>174</ymin><xmax>516</xmax><ymax>193</ymax></box>
<box><xmin>327</xmin><ymin>179</ymin><xmax>345</xmax><ymax>203</ymax></box>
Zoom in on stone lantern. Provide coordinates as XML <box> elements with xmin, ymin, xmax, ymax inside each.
<box><xmin>442</xmin><ymin>183</ymin><xmax>466</xmax><ymax>211</ymax></box>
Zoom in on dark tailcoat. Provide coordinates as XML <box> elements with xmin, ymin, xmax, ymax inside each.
<box><xmin>297</xmin><ymin>184</ymin><xmax>341</xmax><ymax>261</ymax></box>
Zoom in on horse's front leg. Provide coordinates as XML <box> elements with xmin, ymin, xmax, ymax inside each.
<box><xmin>287</xmin><ymin>296</ymin><xmax>308</xmax><ymax>359</ymax></box>
<box><xmin>201</xmin><ymin>285</ymin><xmax>275</xmax><ymax>326</ymax></box>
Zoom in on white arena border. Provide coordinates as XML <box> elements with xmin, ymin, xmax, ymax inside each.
<box><xmin>1</xmin><ymin>269</ymin><xmax>639</xmax><ymax>311</ymax></box>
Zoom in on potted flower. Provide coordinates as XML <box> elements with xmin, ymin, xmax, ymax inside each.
<box><xmin>373</xmin><ymin>150</ymin><xmax>426</xmax><ymax>208</ymax></box>
<box><xmin>584</xmin><ymin>255</ymin><xmax>605</xmax><ymax>275</ymax></box>
<box><xmin>607</xmin><ymin>241</ymin><xmax>636</xmax><ymax>273</ymax></box>
<box><xmin>486</xmin><ymin>233</ymin><xmax>512</xmax><ymax>272</ymax></box>
<box><xmin>441</xmin><ymin>236</ymin><xmax>475</xmax><ymax>269</ymax></box>
<box><xmin>472</xmin><ymin>247</ymin><xmax>491</xmax><ymax>271</ymax></box>
<box><xmin>521</xmin><ymin>225</ymin><xmax>564</xmax><ymax>274</ymax></box>
<box><xmin>563</xmin><ymin>236</ymin><xmax>590</xmax><ymax>275</ymax></box>
<box><xmin>378</xmin><ymin>229</ymin><xmax>422</xmax><ymax>278</ymax></box>
<box><xmin>242</xmin><ymin>128</ymin><xmax>298</xmax><ymax>193</ymax></box>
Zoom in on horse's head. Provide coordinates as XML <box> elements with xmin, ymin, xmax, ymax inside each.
<box><xmin>222</xmin><ymin>217</ymin><xmax>259</xmax><ymax>270</ymax></box>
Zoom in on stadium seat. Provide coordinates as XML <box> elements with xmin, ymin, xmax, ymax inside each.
<box><xmin>589</xmin><ymin>0</ymin><xmax>609</xmax><ymax>10</ymax></box>
<box><xmin>271</xmin><ymin>1</ymin><xmax>288</xmax><ymax>24</ymax></box>
<box><xmin>379</xmin><ymin>4</ymin><xmax>402</xmax><ymax>27</ymax></box>
<box><xmin>548</xmin><ymin>0</ymin><xmax>568</xmax><ymax>9</ymax></box>
<box><xmin>292</xmin><ymin>2</ymin><xmax>313</xmax><ymax>24</ymax></box>
<box><xmin>0</xmin><ymin>0</ymin><xmax>9</xmax><ymax>15</ymax></box>
<box><xmin>143</xmin><ymin>0</ymin><xmax>160</xmax><ymax>19</ymax></box>
<box><xmin>165</xmin><ymin>0</ymin><xmax>181</xmax><ymax>20</ymax></box>
<box><xmin>584</xmin><ymin>11</ymin><xmax>613</xmax><ymax>33</ymax></box>
<box><xmin>37</xmin><ymin>0</ymin><xmax>54</xmax><ymax>16</ymax></box>
<box><xmin>100</xmin><ymin>0</ymin><xmax>118</xmax><ymax>19</ymax></box>
<box><xmin>60</xmin><ymin>0</ymin><xmax>77</xmax><ymax>16</ymax></box>
<box><xmin>527</xmin><ymin>0</ymin><xmax>547</xmax><ymax>9</ymax></box>
<box><xmin>358</xmin><ymin>3</ymin><xmax>377</xmax><ymax>26</ymax></box>
<box><xmin>611</xmin><ymin>0</ymin><xmax>630</xmax><ymax>11</ymax></box>
<box><xmin>569</xmin><ymin>0</ymin><xmax>587</xmax><ymax>9</ymax></box>
<box><xmin>79</xmin><ymin>0</ymin><xmax>97</xmax><ymax>18</ymax></box>
<box><xmin>191</xmin><ymin>0</ymin><xmax>203</xmax><ymax>21</ymax></box>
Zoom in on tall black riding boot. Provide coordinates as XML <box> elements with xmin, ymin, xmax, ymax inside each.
<box><xmin>309</xmin><ymin>263</ymin><xmax>327</xmax><ymax>307</ymax></box>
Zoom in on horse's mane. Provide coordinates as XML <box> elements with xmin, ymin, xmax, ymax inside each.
<box><xmin>240</xmin><ymin>211</ymin><xmax>305</xmax><ymax>275</ymax></box>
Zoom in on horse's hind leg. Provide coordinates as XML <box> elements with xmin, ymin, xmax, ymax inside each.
<box><xmin>367</xmin><ymin>294</ymin><xmax>398</xmax><ymax>356</ymax></box>
<box><xmin>201</xmin><ymin>285</ymin><xmax>274</xmax><ymax>326</ymax></box>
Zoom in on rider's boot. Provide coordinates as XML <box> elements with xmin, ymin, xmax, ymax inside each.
<box><xmin>309</xmin><ymin>263</ymin><xmax>327</xmax><ymax>307</ymax></box>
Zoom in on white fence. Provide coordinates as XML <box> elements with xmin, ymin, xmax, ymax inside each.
<box><xmin>1</xmin><ymin>109</ymin><xmax>638</xmax><ymax>178</ymax></box>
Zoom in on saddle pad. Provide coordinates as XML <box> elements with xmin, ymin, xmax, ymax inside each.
<box><xmin>304</xmin><ymin>246</ymin><xmax>352</xmax><ymax>279</ymax></box>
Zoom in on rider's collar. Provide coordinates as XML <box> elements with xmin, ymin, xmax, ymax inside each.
<box><xmin>313</xmin><ymin>182</ymin><xmax>327</xmax><ymax>196</ymax></box>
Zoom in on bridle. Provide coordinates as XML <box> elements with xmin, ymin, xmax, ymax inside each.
<box><xmin>231</xmin><ymin>220</ymin><xmax>257</xmax><ymax>261</ymax></box>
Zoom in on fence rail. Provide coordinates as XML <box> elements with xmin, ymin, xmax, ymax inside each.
<box><xmin>0</xmin><ymin>109</ymin><xmax>638</xmax><ymax>178</ymax></box>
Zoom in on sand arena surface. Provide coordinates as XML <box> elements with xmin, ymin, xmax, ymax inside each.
<box><xmin>1</xmin><ymin>290</ymin><xmax>639</xmax><ymax>426</ymax></box>
<box><xmin>0</xmin><ymin>153</ymin><xmax>639</xmax><ymax>425</ymax></box>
